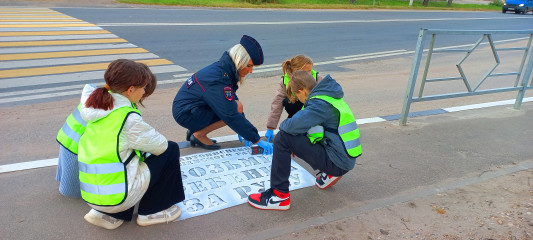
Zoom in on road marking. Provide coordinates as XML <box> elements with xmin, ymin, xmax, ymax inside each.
<box><xmin>0</xmin><ymin>38</ymin><xmax>127</xmax><ymax>47</ymax></box>
<box><xmin>0</xmin><ymin>65</ymin><xmax>186</xmax><ymax>92</ymax></box>
<box><xmin>0</xmin><ymin>23</ymin><xmax>95</xmax><ymax>27</ymax></box>
<box><xmin>0</xmin><ymin>7</ymin><xmax>187</xmax><ymax>104</ymax></box>
<box><xmin>0</xmin><ymin>19</ymin><xmax>83</xmax><ymax>22</ymax></box>
<box><xmin>0</xmin><ymin>30</ymin><xmax>110</xmax><ymax>36</ymax></box>
<box><xmin>1</xmin><ymin>97</ymin><xmax>531</xmax><ymax>174</ymax></box>
<box><xmin>98</xmin><ymin>17</ymin><xmax>529</xmax><ymax>27</ymax></box>
<box><xmin>1</xmin><ymin>53</ymin><xmax>160</xmax><ymax>69</ymax></box>
<box><xmin>335</xmin><ymin>49</ymin><xmax>408</xmax><ymax>59</ymax></box>
<box><xmin>1</xmin><ymin>47</ymin><xmax>148</xmax><ymax>60</ymax></box>
<box><xmin>0</xmin><ymin>27</ymin><xmax>103</xmax><ymax>31</ymax></box>
<box><xmin>0</xmin><ymin>33</ymin><xmax>119</xmax><ymax>41</ymax></box>
<box><xmin>0</xmin><ymin>59</ymin><xmax>173</xmax><ymax>78</ymax></box>
<box><xmin>0</xmin><ymin>43</ymin><xmax>137</xmax><ymax>54</ymax></box>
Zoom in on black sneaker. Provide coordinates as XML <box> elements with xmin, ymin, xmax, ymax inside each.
<box><xmin>315</xmin><ymin>172</ymin><xmax>342</xmax><ymax>189</ymax></box>
<box><xmin>248</xmin><ymin>188</ymin><xmax>290</xmax><ymax>211</ymax></box>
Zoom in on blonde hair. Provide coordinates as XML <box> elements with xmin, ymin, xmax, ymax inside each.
<box><xmin>282</xmin><ymin>55</ymin><xmax>313</xmax><ymax>76</ymax></box>
<box><xmin>286</xmin><ymin>70</ymin><xmax>316</xmax><ymax>104</ymax></box>
<box><xmin>229</xmin><ymin>44</ymin><xmax>251</xmax><ymax>84</ymax></box>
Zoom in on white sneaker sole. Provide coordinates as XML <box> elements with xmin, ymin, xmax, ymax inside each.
<box><xmin>84</xmin><ymin>212</ymin><xmax>123</xmax><ymax>230</ymax></box>
<box><xmin>315</xmin><ymin>176</ymin><xmax>342</xmax><ymax>189</ymax></box>
<box><xmin>137</xmin><ymin>207</ymin><xmax>182</xmax><ymax>226</ymax></box>
<box><xmin>248</xmin><ymin>201</ymin><xmax>290</xmax><ymax>211</ymax></box>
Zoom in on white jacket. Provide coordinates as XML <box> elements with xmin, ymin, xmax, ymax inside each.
<box><xmin>79</xmin><ymin>84</ymin><xmax>168</xmax><ymax>213</ymax></box>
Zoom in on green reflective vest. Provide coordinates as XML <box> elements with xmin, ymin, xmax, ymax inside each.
<box><xmin>78</xmin><ymin>105</ymin><xmax>141</xmax><ymax>206</ymax></box>
<box><xmin>283</xmin><ymin>69</ymin><xmax>318</xmax><ymax>89</ymax></box>
<box><xmin>56</xmin><ymin>103</ymin><xmax>87</xmax><ymax>154</ymax></box>
<box><xmin>306</xmin><ymin>95</ymin><xmax>362</xmax><ymax>158</ymax></box>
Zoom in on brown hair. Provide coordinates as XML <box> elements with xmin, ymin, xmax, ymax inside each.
<box><xmin>286</xmin><ymin>70</ymin><xmax>316</xmax><ymax>104</ymax></box>
<box><xmin>85</xmin><ymin>59</ymin><xmax>152</xmax><ymax>110</ymax></box>
<box><xmin>138</xmin><ymin>62</ymin><xmax>157</xmax><ymax>107</ymax></box>
<box><xmin>281</xmin><ymin>55</ymin><xmax>313</xmax><ymax>76</ymax></box>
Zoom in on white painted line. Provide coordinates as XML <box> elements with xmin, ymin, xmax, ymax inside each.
<box><xmin>0</xmin><ymin>27</ymin><xmax>102</xmax><ymax>32</ymax></box>
<box><xmin>0</xmin><ymin>21</ymin><xmax>86</xmax><ymax>24</ymax></box>
<box><xmin>0</xmin><ymin>34</ymin><xmax>119</xmax><ymax>42</ymax></box>
<box><xmin>0</xmin><ymin>43</ymin><xmax>138</xmax><ymax>54</ymax></box>
<box><xmin>158</xmin><ymin>78</ymin><xmax>188</xmax><ymax>85</ymax></box>
<box><xmin>0</xmin><ymin>17</ymin><xmax>78</xmax><ymax>20</ymax></box>
<box><xmin>443</xmin><ymin>97</ymin><xmax>533</xmax><ymax>112</ymax></box>
<box><xmin>98</xmin><ymin>17</ymin><xmax>530</xmax><ymax>27</ymax></box>
<box><xmin>172</xmin><ymin>73</ymin><xmax>193</xmax><ymax>78</ymax></box>
<box><xmin>0</xmin><ymin>84</ymin><xmax>87</xmax><ymax>98</ymax></box>
<box><xmin>1</xmin><ymin>53</ymin><xmax>160</xmax><ymax>69</ymax></box>
<box><xmin>357</xmin><ymin>117</ymin><xmax>386</xmax><ymax>125</ymax></box>
<box><xmin>335</xmin><ymin>50</ymin><xmax>408</xmax><ymax>60</ymax></box>
<box><xmin>0</xmin><ymin>64</ymin><xmax>186</xmax><ymax>89</ymax></box>
<box><xmin>0</xmin><ymin>158</ymin><xmax>57</xmax><ymax>174</ymax></box>
<box><xmin>315</xmin><ymin>51</ymin><xmax>413</xmax><ymax>66</ymax></box>
<box><xmin>0</xmin><ymin>71</ymin><xmax>105</xmax><ymax>89</ymax></box>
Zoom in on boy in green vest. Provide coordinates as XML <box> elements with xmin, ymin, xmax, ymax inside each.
<box><xmin>248</xmin><ymin>70</ymin><xmax>362</xmax><ymax>211</ymax></box>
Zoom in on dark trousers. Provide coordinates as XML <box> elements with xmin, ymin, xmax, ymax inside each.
<box><xmin>271</xmin><ymin>130</ymin><xmax>348</xmax><ymax>193</ymax></box>
<box><xmin>104</xmin><ymin>141</ymin><xmax>185</xmax><ymax>221</ymax></box>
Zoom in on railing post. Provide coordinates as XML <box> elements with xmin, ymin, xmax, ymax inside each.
<box><xmin>514</xmin><ymin>37</ymin><xmax>533</xmax><ymax>109</ymax></box>
<box><xmin>400</xmin><ymin>29</ymin><xmax>427</xmax><ymax>126</ymax></box>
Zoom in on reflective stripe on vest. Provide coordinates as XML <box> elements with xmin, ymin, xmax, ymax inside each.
<box><xmin>56</xmin><ymin>103</ymin><xmax>87</xmax><ymax>154</ymax></box>
<box><xmin>78</xmin><ymin>105</ymin><xmax>141</xmax><ymax>206</ymax></box>
<box><xmin>283</xmin><ymin>69</ymin><xmax>318</xmax><ymax>89</ymax></box>
<box><xmin>308</xmin><ymin>95</ymin><xmax>362</xmax><ymax>158</ymax></box>
<box><xmin>307</xmin><ymin>125</ymin><xmax>324</xmax><ymax>144</ymax></box>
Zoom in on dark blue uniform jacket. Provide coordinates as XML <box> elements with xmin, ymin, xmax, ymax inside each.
<box><xmin>172</xmin><ymin>52</ymin><xmax>261</xmax><ymax>143</ymax></box>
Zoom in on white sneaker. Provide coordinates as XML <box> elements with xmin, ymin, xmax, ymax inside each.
<box><xmin>137</xmin><ymin>205</ymin><xmax>181</xmax><ymax>226</ymax></box>
<box><xmin>84</xmin><ymin>209</ymin><xmax>123</xmax><ymax>230</ymax></box>
<box><xmin>315</xmin><ymin>172</ymin><xmax>343</xmax><ymax>189</ymax></box>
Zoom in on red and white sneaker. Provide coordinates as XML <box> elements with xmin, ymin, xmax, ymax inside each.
<box><xmin>315</xmin><ymin>172</ymin><xmax>342</xmax><ymax>189</ymax></box>
<box><xmin>248</xmin><ymin>188</ymin><xmax>290</xmax><ymax>211</ymax></box>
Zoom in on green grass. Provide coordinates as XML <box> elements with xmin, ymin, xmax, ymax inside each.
<box><xmin>117</xmin><ymin>0</ymin><xmax>502</xmax><ymax>11</ymax></box>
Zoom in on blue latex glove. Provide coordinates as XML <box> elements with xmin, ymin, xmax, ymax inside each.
<box><xmin>265</xmin><ymin>129</ymin><xmax>274</xmax><ymax>142</ymax></box>
<box><xmin>238</xmin><ymin>134</ymin><xmax>252</xmax><ymax>147</ymax></box>
<box><xmin>257</xmin><ymin>140</ymin><xmax>274</xmax><ymax>155</ymax></box>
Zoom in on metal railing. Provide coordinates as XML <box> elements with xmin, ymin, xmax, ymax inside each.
<box><xmin>400</xmin><ymin>29</ymin><xmax>533</xmax><ymax>125</ymax></box>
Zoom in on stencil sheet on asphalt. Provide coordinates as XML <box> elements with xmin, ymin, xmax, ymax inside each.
<box><xmin>175</xmin><ymin>147</ymin><xmax>315</xmax><ymax>221</ymax></box>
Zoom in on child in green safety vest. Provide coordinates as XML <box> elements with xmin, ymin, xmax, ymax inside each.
<box><xmin>248</xmin><ymin>70</ymin><xmax>362</xmax><ymax>211</ymax></box>
<box><xmin>78</xmin><ymin>59</ymin><xmax>185</xmax><ymax>230</ymax></box>
<box><xmin>55</xmin><ymin>66</ymin><xmax>158</xmax><ymax>199</ymax></box>
<box><xmin>265</xmin><ymin>54</ymin><xmax>321</xmax><ymax>142</ymax></box>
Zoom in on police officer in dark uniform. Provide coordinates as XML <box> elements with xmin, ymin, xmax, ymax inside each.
<box><xmin>172</xmin><ymin>35</ymin><xmax>273</xmax><ymax>154</ymax></box>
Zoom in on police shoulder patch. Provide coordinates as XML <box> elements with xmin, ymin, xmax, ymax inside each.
<box><xmin>186</xmin><ymin>76</ymin><xmax>195</xmax><ymax>88</ymax></box>
<box><xmin>223</xmin><ymin>86</ymin><xmax>233</xmax><ymax>101</ymax></box>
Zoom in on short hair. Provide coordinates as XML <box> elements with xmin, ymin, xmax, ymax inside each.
<box><xmin>286</xmin><ymin>70</ymin><xmax>317</xmax><ymax>103</ymax></box>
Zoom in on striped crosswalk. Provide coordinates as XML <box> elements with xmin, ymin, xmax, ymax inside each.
<box><xmin>0</xmin><ymin>8</ymin><xmax>187</xmax><ymax>105</ymax></box>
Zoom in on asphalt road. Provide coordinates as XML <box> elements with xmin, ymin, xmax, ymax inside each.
<box><xmin>56</xmin><ymin>7</ymin><xmax>533</xmax><ymax>74</ymax></box>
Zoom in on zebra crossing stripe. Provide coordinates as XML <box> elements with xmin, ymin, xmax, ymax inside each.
<box><xmin>0</xmin><ymin>38</ymin><xmax>128</xmax><ymax>47</ymax></box>
<box><xmin>2</xmin><ymin>48</ymin><xmax>149</xmax><ymax>60</ymax></box>
<box><xmin>0</xmin><ymin>19</ymin><xmax>84</xmax><ymax>22</ymax></box>
<box><xmin>0</xmin><ymin>23</ymin><xmax>96</xmax><ymax>27</ymax></box>
<box><xmin>0</xmin><ymin>59</ymin><xmax>174</xmax><ymax>79</ymax></box>
<box><xmin>0</xmin><ymin>30</ymin><xmax>110</xmax><ymax>36</ymax></box>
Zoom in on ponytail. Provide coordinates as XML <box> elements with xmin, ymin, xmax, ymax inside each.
<box><xmin>85</xmin><ymin>87</ymin><xmax>114</xmax><ymax>110</ymax></box>
<box><xmin>281</xmin><ymin>60</ymin><xmax>292</xmax><ymax>76</ymax></box>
